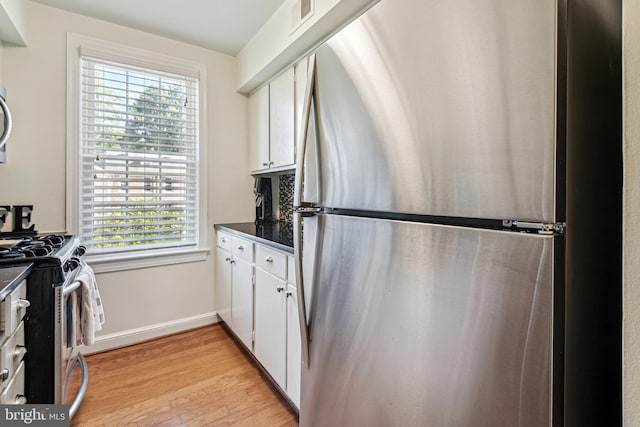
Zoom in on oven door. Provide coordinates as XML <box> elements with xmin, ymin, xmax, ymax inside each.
<box><xmin>59</xmin><ymin>279</ymin><xmax>88</xmax><ymax>418</ymax></box>
<box><xmin>0</xmin><ymin>83</ymin><xmax>12</xmax><ymax>164</ymax></box>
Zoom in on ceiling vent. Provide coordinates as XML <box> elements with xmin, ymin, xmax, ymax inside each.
<box><xmin>291</xmin><ymin>0</ymin><xmax>314</xmax><ymax>32</ymax></box>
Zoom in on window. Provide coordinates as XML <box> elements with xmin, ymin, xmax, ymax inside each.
<box><xmin>67</xmin><ymin>34</ymin><xmax>208</xmax><ymax>271</ymax></box>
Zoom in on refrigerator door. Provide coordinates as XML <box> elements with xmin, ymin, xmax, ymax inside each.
<box><xmin>310</xmin><ymin>0</ymin><xmax>556</xmax><ymax>222</ymax></box>
<box><xmin>300</xmin><ymin>215</ymin><xmax>553</xmax><ymax>427</ymax></box>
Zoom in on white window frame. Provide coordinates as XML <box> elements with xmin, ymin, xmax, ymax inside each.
<box><xmin>66</xmin><ymin>33</ymin><xmax>209</xmax><ymax>273</ymax></box>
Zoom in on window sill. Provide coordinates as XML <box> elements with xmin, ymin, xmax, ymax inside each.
<box><xmin>87</xmin><ymin>247</ymin><xmax>210</xmax><ymax>274</ymax></box>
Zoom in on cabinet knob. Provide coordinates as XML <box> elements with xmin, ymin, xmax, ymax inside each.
<box><xmin>221</xmin><ymin>238</ymin><xmax>226</xmax><ymax>243</ymax></box>
<box><xmin>262</xmin><ymin>162</ymin><xmax>269</xmax><ymax>167</ymax></box>
<box><xmin>286</xmin><ymin>291</ymin><xmax>293</xmax><ymax>298</ymax></box>
<box><xmin>225</xmin><ymin>257</ymin><xmax>231</xmax><ymax>262</ymax></box>
<box><xmin>238</xmin><ymin>245</ymin><xmax>245</xmax><ymax>251</ymax></box>
<box><xmin>230</xmin><ymin>260</ymin><xmax>236</xmax><ymax>265</ymax></box>
<box><xmin>13</xmin><ymin>346</ymin><xmax>26</xmax><ymax>360</ymax></box>
<box><xmin>0</xmin><ymin>368</ymin><xmax>8</xmax><ymax>382</ymax></box>
<box><xmin>265</xmin><ymin>256</ymin><xmax>273</xmax><ymax>263</ymax></box>
<box><xmin>276</xmin><ymin>286</ymin><xmax>285</xmax><ymax>293</ymax></box>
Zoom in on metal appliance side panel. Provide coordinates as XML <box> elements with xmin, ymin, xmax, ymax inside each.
<box><xmin>313</xmin><ymin>0</ymin><xmax>556</xmax><ymax>222</ymax></box>
<box><xmin>300</xmin><ymin>215</ymin><xmax>553</xmax><ymax>427</ymax></box>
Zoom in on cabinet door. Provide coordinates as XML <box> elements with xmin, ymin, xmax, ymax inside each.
<box><xmin>286</xmin><ymin>283</ymin><xmax>301</xmax><ymax>409</ymax></box>
<box><xmin>269</xmin><ymin>67</ymin><xmax>295</xmax><ymax>168</ymax></box>
<box><xmin>231</xmin><ymin>258</ymin><xmax>254</xmax><ymax>351</ymax></box>
<box><xmin>215</xmin><ymin>248</ymin><xmax>232</xmax><ymax>323</ymax></box>
<box><xmin>294</xmin><ymin>57</ymin><xmax>308</xmax><ymax>148</ymax></box>
<box><xmin>254</xmin><ymin>268</ymin><xmax>287</xmax><ymax>389</ymax></box>
<box><xmin>249</xmin><ymin>85</ymin><xmax>270</xmax><ymax>172</ymax></box>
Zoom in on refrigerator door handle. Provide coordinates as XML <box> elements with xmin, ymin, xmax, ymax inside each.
<box><xmin>293</xmin><ymin>54</ymin><xmax>317</xmax><ymax>369</ymax></box>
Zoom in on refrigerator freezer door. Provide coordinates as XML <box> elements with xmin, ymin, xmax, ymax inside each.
<box><xmin>300</xmin><ymin>215</ymin><xmax>553</xmax><ymax>427</ymax></box>
<box><xmin>311</xmin><ymin>0</ymin><xmax>556</xmax><ymax>222</ymax></box>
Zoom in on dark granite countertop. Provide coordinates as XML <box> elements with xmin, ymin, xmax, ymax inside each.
<box><xmin>215</xmin><ymin>222</ymin><xmax>294</xmax><ymax>253</ymax></box>
<box><xmin>0</xmin><ymin>264</ymin><xmax>33</xmax><ymax>300</ymax></box>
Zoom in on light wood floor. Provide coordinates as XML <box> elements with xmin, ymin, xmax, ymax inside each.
<box><xmin>68</xmin><ymin>324</ymin><xmax>299</xmax><ymax>427</ymax></box>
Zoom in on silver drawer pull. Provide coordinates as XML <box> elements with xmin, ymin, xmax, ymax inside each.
<box><xmin>0</xmin><ymin>368</ymin><xmax>8</xmax><ymax>382</ymax></box>
<box><xmin>237</xmin><ymin>245</ymin><xmax>245</xmax><ymax>251</ymax></box>
<box><xmin>13</xmin><ymin>346</ymin><xmax>26</xmax><ymax>360</ymax></box>
<box><xmin>16</xmin><ymin>299</ymin><xmax>30</xmax><ymax>309</ymax></box>
<box><xmin>277</xmin><ymin>286</ymin><xmax>285</xmax><ymax>293</ymax></box>
<box><xmin>15</xmin><ymin>395</ymin><xmax>27</xmax><ymax>404</ymax></box>
<box><xmin>265</xmin><ymin>256</ymin><xmax>273</xmax><ymax>263</ymax></box>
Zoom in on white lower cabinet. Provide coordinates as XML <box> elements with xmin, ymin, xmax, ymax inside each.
<box><xmin>254</xmin><ymin>268</ymin><xmax>287</xmax><ymax>389</ymax></box>
<box><xmin>215</xmin><ymin>229</ymin><xmax>301</xmax><ymax>408</ymax></box>
<box><xmin>231</xmin><ymin>257</ymin><xmax>254</xmax><ymax>351</ymax></box>
<box><xmin>214</xmin><ymin>248</ymin><xmax>232</xmax><ymax>323</ymax></box>
<box><xmin>215</xmin><ymin>232</ymin><xmax>255</xmax><ymax>351</ymax></box>
<box><xmin>286</xmin><ymin>282</ymin><xmax>301</xmax><ymax>408</ymax></box>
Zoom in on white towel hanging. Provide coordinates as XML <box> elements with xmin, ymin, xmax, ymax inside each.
<box><xmin>74</xmin><ymin>263</ymin><xmax>105</xmax><ymax>346</ymax></box>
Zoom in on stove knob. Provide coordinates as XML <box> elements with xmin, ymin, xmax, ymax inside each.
<box><xmin>74</xmin><ymin>246</ymin><xmax>87</xmax><ymax>257</ymax></box>
<box><xmin>64</xmin><ymin>259</ymin><xmax>79</xmax><ymax>272</ymax></box>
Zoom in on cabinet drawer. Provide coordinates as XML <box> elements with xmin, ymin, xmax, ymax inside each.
<box><xmin>256</xmin><ymin>245</ymin><xmax>287</xmax><ymax>279</ymax></box>
<box><xmin>232</xmin><ymin>237</ymin><xmax>254</xmax><ymax>263</ymax></box>
<box><xmin>0</xmin><ymin>280</ymin><xmax>28</xmax><ymax>337</ymax></box>
<box><xmin>0</xmin><ymin>360</ymin><xmax>24</xmax><ymax>404</ymax></box>
<box><xmin>287</xmin><ymin>256</ymin><xmax>296</xmax><ymax>286</ymax></box>
<box><xmin>216</xmin><ymin>231</ymin><xmax>232</xmax><ymax>251</ymax></box>
<box><xmin>0</xmin><ymin>321</ymin><xmax>25</xmax><ymax>390</ymax></box>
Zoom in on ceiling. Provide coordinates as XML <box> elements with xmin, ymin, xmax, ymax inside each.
<box><xmin>31</xmin><ymin>0</ymin><xmax>285</xmax><ymax>55</ymax></box>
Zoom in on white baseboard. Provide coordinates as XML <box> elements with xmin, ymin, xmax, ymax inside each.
<box><xmin>74</xmin><ymin>312</ymin><xmax>219</xmax><ymax>355</ymax></box>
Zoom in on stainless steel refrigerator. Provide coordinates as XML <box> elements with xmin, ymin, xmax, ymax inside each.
<box><xmin>293</xmin><ymin>0</ymin><xmax>622</xmax><ymax>426</ymax></box>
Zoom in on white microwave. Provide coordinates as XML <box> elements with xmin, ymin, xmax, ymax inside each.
<box><xmin>0</xmin><ymin>82</ymin><xmax>12</xmax><ymax>163</ymax></box>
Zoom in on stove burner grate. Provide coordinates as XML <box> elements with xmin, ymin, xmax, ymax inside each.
<box><xmin>0</xmin><ymin>234</ymin><xmax>69</xmax><ymax>260</ymax></box>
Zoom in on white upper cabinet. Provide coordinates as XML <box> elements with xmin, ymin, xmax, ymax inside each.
<box><xmin>249</xmin><ymin>85</ymin><xmax>270</xmax><ymax>172</ymax></box>
<box><xmin>294</xmin><ymin>56</ymin><xmax>309</xmax><ymax>146</ymax></box>
<box><xmin>269</xmin><ymin>67</ymin><xmax>295</xmax><ymax>169</ymax></box>
<box><xmin>249</xmin><ymin>65</ymin><xmax>296</xmax><ymax>174</ymax></box>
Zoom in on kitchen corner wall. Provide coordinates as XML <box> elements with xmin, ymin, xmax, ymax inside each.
<box><xmin>624</xmin><ymin>1</ymin><xmax>640</xmax><ymax>425</ymax></box>
<box><xmin>0</xmin><ymin>2</ymin><xmax>253</xmax><ymax>344</ymax></box>
<box><xmin>236</xmin><ymin>0</ymin><xmax>379</xmax><ymax>93</ymax></box>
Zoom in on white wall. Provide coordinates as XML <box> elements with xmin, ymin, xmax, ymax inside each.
<box><xmin>236</xmin><ymin>0</ymin><xmax>378</xmax><ymax>93</ymax></box>
<box><xmin>0</xmin><ymin>0</ymin><xmax>27</xmax><ymax>45</ymax></box>
<box><xmin>624</xmin><ymin>1</ymin><xmax>640</xmax><ymax>425</ymax></box>
<box><xmin>0</xmin><ymin>1</ymin><xmax>254</xmax><ymax>345</ymax></box>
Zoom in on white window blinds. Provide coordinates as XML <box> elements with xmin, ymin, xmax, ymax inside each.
<box><xmin>79</xmin><ymin>56</ymin><xmax>200</xmax><ymax>255</ymax></box>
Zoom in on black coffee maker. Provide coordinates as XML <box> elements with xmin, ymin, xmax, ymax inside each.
<box><xmin>253</xmin><ymin>177</ymin><xmax>273</xmax><ymax>223</ymax></box>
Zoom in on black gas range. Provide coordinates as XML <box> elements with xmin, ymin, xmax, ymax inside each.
<box><xmin>0</xmin><ymin>233</ymin><xmax>88</xmax><ymax>414</ymax></box>
<box><xmin>0</xmin><ymin>234</ymin><xmax>85</xmax><ymax>276</ymax></box>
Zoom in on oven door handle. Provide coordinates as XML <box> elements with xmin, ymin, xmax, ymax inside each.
<box><xmin>0</xmin><ymin>93</ymin><xmax>12</xmax><ymax>150</ymax></box>
<box><xmin>68</xmin><ymin>353</ymin><xmax>88</xmax><ymax>419</ymax></box>
<box><xmin>63</xmin><ymin>280</ymin><xmax>82</xmax><ymax>297</ymax></box>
